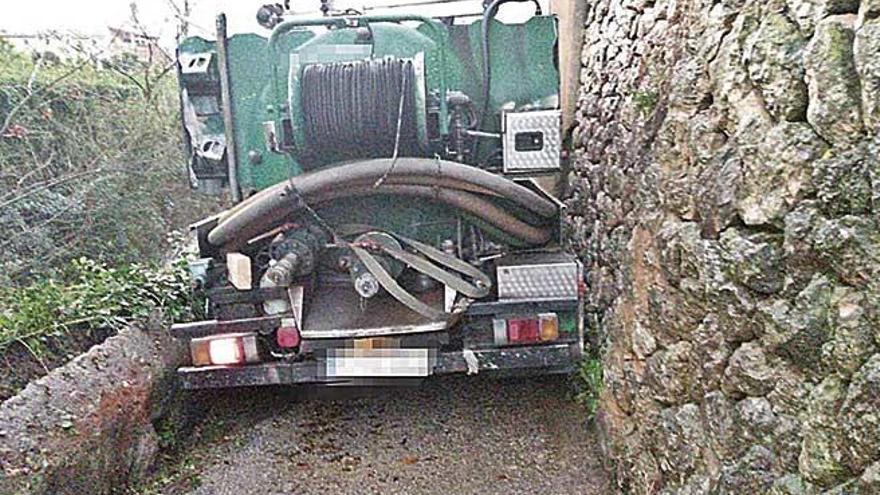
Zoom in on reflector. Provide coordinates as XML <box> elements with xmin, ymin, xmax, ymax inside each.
<box><xmin>188</xmin><ymin>333</ymin><xmax>260</xmax><ymax>366</ymax></box>
<box><xmin>493</xmin><ymin>318</ymin><xmax>508</xmax><ymax>345</ymax></box>
<box><xmin>190</xmin><ymin>339</ymin><xmax>211</xmax><ymax>366</ymax></box>
<box><xmin>539</xmin><ymin>313</ymin><xmax>559</xmax><ymax>341</ymax></box>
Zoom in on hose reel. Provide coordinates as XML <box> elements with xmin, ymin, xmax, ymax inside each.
<box><xmin>300</xmin><ymin>57</ymin><xmax>421</xmax><ymax>163</ymax></box>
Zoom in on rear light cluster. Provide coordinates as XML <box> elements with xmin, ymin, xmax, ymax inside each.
<box><xmin>190</xmin><ymin>333</ymin><xmax>260</xmax><ymax>366</ymax></box>
<box><xmin>493</xmin><ymin>313</ymin><xmax>559</xmax><ymax>345</ymax></box>
<box><xmin>276</xmin><ymin>319</ymin><xmax>301</xmax><ymax>348</ymax></box>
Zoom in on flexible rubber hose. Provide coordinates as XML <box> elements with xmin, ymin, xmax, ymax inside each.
<box><xmin>310</xmin><ymin>185</ymin><xmax>552</xmax><ymax>245</ymax></box>
<box><xmin>219</xmin><ymin>158</ymin><xmax>557</xmax><ymax>221</ymax></box>
<box><xmin>301</xmin><ymin>58</ymin><xmax>418</xmax><ymax>160</ymax></box>
<box><xmin>321</xmin><ymin>178</ymin><xmax>551</xmax><ymax>227</ymax></box>
<box><xmin>209</xmin><ymin>158</ymin><xmax>557</xmax><ymax>247</ymax></box>
<box><xmin>310</xmin><ymin>176</ymin><xmax>501</xmax><ymax>197</ymax></box>
<box><xmin>218</xmin><ymin>185</ymin><xmax>552</xmax><ymax>250</ymax></box>
<box><xmin>215</xmin><ymin>185</ymin><xmax>552</xmax><ymax>250</ymax></box>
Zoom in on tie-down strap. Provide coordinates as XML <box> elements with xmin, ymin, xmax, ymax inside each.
<box><xmin>350</xmin><ymin>235</ymin><xmax>492</xmax><ymax>320</ymax></box>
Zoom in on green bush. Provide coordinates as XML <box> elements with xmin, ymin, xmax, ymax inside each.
<box><xmin>574</xmin><ymin>357</ymin><xmax>604</xmax><ymax>417</ymax></box>
<box><xmin>0</xmin><ymin>39</ymin><xmax>221</xmax><ymax>285</ymax></box>
<box><xmin>0</xmin><ymin>258</ymin><xmax>194</xmax><ymax>353</ymax></box>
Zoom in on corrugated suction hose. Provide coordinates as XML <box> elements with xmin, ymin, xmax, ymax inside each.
<box><xmin>208</xmin><ymin>158</ymin><xmax>557</xmax><ymax>249</ymax></box>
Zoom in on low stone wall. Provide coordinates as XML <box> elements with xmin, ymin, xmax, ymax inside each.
<box><xmin>0</xmin><ymin>317</ymin><xmax>187</xmax><ymax>494</ymax></box>
<box><xmin>568</xmin><ymin>0</ymin><xmax>880</xmax><ymax>492</ymax></box>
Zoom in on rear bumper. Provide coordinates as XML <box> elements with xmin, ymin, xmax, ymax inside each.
<box><xmin>177</xmin><ymin>342</ymin><xmax>581</xmax><ymax>390</ymax></box>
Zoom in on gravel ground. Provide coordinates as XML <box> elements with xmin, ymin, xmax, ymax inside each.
<box><xmin>154</xmin><ymin>375</ymin><xmax>610</xmax><ymax>495</ymax></box>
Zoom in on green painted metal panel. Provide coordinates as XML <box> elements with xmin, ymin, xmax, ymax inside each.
<box><xmin>179</xmin><ymin>14</ymin><xmax>559</xmax><ymax>196</ymax></box>
<box><xmin>446</xmin><ymin>16</ymin><xmax>558</xmax><ymax>162</ymax></box>
<box><xmin>443</xmin><ymin>16</ymin><xmax>559</xmax><ymax>118</ymax></box>
<box><xmin>179</xmin><ymin>31</ymin><xmax>315</xmax><ymax>194</ymax></box>
<box><xmin>314</xmin><ymin>195</ymin><xmax>530</xmax><ymax>248</ymax></box>
<box><xmin>227</xmin><ymin>31</ymin><xmax>314</xmax><ymax>192</ymax></box>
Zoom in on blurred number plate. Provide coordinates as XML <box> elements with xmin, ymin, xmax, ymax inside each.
<box><xmin>325</xmin><ymin>348</ymin><xmax>431</xmax><ymax>378</ymax></box>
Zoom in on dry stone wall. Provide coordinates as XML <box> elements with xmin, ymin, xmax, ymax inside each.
<box><xmin>568</xmin><ymin>0</ymin><xmax>880</xmax><ymax>492</ymax></box>
<box><xmin>0</xmin><ymin>319</ymin><xmax>189</xmax><ymax>495</ymax></box>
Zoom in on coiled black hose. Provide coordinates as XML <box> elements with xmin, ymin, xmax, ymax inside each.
<box><xmin>301</xmin><ymin>57</ymin><xmax>419</xmax><ymax>162</ymax></box>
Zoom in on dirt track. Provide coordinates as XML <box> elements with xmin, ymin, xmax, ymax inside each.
<box><xmin>147</xmin><ymin>375</ymin><xmax>610</xmax><ymax>494</ymax></box>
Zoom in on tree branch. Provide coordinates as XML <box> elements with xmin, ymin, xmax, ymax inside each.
<box><xmin>0</xmin><ymin>59</ymin><xmax>90</xmax><ymax>138</ymax></box>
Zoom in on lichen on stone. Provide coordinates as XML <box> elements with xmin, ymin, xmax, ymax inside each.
<box><xmin>571</xmin><ymin>0</ymin><xmax>880</xmax><ymax>490</ymax></box>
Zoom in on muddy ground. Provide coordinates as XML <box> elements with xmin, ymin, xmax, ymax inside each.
<box><xmin>139</xmin><ymin>375</ymin><xmax>610</xmax><ymax>494</ymax></box>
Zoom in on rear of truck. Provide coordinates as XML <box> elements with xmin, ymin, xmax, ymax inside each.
<box><xmin>171</xmin><ymin>1</ymin><xmax>585</xmax><ymax>389</ymax></box>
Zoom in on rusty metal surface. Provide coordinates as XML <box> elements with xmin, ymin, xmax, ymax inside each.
<box><xmin>301</xmin><ymin>285</ymin><xmax>446</xmax><ymax>333</ymax></box>
<box><xmin>206</xmin><ymin>286</ymin><xmax>289</xmax><ymax>305</ymax></box>
<box><xmin>464</xmin><ymin>298</ymin><xmax>578</xmax><ymax>316</ymax></box>
<box><xmin>300</xmin><ymin>322</ymin><xmax>449</xmax><ymax>340</ymax></box>
<box><xmin>434</xmin><ymin>343</ymin><xmax>577</xmax><ymax>374</ymax></box>
<box><xmin>214</xmin><ymin>14</ymin><xmax>241</xmax><ymax>202</ymax></box>
<box><xmin>170</xmin><ymin>316</ymin><xmax>282</xmax><ymax>339</ymax></box>
<box><xmin>177</xmin><ymin>362</ymin><xmax>318</xmax><ymax>389</ymax></box>
<box><xmin>177</xmin><ymin>343</ymin><xmax>577</xmax><ymax>390</ymax></box>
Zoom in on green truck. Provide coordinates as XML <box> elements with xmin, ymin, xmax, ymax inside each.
<box><xmin>171</xmin><ymin>0</ymin><xmax>585</xmax><ymax>389</ymax></box>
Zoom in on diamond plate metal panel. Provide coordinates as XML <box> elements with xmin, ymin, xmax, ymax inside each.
<box><xmin>497</xmin><ymin>261</ymin><xmax>579</xmax><ymax>302</ymax></box>
<box><xmin>503</xmin><ymin>110</ymin><xmax>562</xmax><ymax>173</ymax></box>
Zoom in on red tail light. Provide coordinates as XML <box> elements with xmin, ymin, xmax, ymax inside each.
<box><xmin>493</xmin><ymin>313</ymin><xmax>559</xmax><ymax>346</ymax></box>
<box><xmin>507</xmin><ymin>318</ymin><xmax>540</xmax><ymax>343</ymax></box>
<box><xmin>276</xmin><ymin>318</ymin><xmax>301</xmax><ymax>348</ymax></box>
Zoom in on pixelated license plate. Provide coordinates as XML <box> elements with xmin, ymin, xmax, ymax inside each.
<box><xmin>325</xmin><ymin>348</ymin><xmax>432</xmax><ymax>378</ymax></box>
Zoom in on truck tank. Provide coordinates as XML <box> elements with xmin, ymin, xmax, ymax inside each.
<box><xmin>171</xmin><ymin>1</ymin><xmax>585</xmax><ymax>389</ymax></box>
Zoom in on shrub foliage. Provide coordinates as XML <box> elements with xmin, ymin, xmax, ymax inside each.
<box><xmin>0</xmin><ymin>38</ymin><xmax>219</xmax><ymax>349</ymax></box>
<box><xmin>0</xmin><ymin>258</ymin><xmax>194</xmax><ymax>352</ymax></box>
<box><xmin>0</xmin><ymin>38</ymin><xmax>219</xmax><ymax>285</ymax></box>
